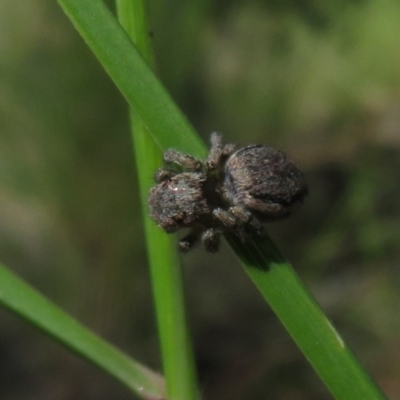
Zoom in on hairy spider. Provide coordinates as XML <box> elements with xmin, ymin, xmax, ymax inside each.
<box><xmin>148</xmin><ymin>133</ymin><xmax>308</xmax><ymax>252</ymax></box>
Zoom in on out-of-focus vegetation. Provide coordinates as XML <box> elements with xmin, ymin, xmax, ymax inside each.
<box><xmin>0</xmin><ymin>0</ymin><xmax>400</xmax><ymax>399</ymax></box>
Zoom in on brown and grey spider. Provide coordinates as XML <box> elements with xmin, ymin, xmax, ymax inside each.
<box><xmin>148</xmin><ymin>133</ymin><xmax>308</xmax><ymax>252</ymax></box>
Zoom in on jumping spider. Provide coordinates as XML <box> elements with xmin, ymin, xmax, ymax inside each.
<box><xmin>148</xmin><ymin>133</ymin><xmax>308</xmax><ymax>252</ymax></box>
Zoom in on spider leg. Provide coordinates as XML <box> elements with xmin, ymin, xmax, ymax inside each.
<box><xmin>213</xmin><ymin>207</ymin><xmax>248</xmax><ymax>242</ymax></box>
<box><xmin>206</xmin><ymin>132</ymin><xmax>236</xmax><ymax>170</ymax></box>
<box><xmin>213</xmin><ymin>208</ymin><xmax>236</xmax><ymax>229</ymax></box>
<box><xmin>154</xmin><ymin>167</ymin><xmax>176</xmax><ymax>183</ymax></box>
<box><xmin>222</xmin><ymin>143</ymin><xmax>236</xmax><ymax>157</ymax></box>
<box><xmin>229</xmin><ymin>206</ymin><xmax>265</xmax><ymax>235</ymax></box>
<box><xmin>178</xmin><ymin>230</ymin><xmax>201</xmax><ymax>252</ymax></box>
<box><xmin>164</xmin><ymin>149</ymin><xmax>202</xmax><ymax>171</ymax></box>
<box><xmin>201</xmin><ymin>228</ymin><xmax>220</xmax><ymax>253</ymax></box>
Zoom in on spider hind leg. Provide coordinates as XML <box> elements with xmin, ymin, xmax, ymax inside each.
<box><xmin>206</xmin><ymin>132</ymin><xmax>236</xmax><ymax>170</ymax></box>
<box><xmin>229</xmin><ymin>206</ymin><xmax>265</xmax><ymax>235</ymax></box>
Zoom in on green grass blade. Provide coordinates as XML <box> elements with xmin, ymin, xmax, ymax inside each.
<box><xmin>0</xmin><ymin>263</ymin><xmax>165</xmax><ymax>400</ymax></box>
<box><xmin>116</xmin><ymin>1</ymin><xmax>200</xmax><ymax>399</ymax></box>
<box><xmin>57</xmin><ymin>1</ymin><xmax>388</xmax><ymax>398</ymax></box>
<box><xmin>57</xmin><ymin>0</ymin><xmax>206</xmax><ymax>158</ymax></box>
<box><xmin>228</xmin><ymin>234</ymin><xmax>387</xmax><ymax>400</ymax></box>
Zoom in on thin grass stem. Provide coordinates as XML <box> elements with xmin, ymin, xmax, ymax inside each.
<box><xmin>116</xmin><ymin>1</ymin><xmax>200</xmax><ymax>399</ymax></box>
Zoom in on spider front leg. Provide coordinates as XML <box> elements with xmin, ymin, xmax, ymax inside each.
<box><xmin>154</xmin><ymin>167</ymin><xmax>177</xmax><ymax>183</ymax></box>
<box><xmin>164</xmin><ymin>149</ymin><xmax>202</xmax><ymax>171</ymax></box>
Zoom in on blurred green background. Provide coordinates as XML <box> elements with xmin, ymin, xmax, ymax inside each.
<box><xmin>1</xmin><ymin>0</ymin><xmax>400</xmax><ymax>399</ymax></box>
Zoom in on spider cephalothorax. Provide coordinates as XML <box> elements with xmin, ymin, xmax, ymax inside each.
<box><xmin>148</xmin><ymin>133</ymin><xmax>308</xmax><ymax>252</ymax></box>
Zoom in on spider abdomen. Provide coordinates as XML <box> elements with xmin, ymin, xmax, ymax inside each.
<box><xmin>223</xmin><ymin>145</ymin><xmax>308</xmax><ymax>220</ymax></box>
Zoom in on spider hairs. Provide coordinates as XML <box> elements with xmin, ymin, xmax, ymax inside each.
<box><xmin>148</xmin><ymin>133</ymin><xmax>308</xmax><ymax>252</ymax></box>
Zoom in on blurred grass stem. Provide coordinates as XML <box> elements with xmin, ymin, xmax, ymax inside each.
<box><xmin>0</xmin><ymin>263</ymin><xmax>166</xmax><ymax>399</ymax></box>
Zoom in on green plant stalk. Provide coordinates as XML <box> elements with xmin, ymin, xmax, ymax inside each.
<box><xmin>116</xmin><ymin>1</ymin><xmax>200</xmax><ymax>400</ymax></box>
<box><xmin>0</xmin><ymin>263</ymin><xmax>165</xmax><ymax>400</ymax></box>
<box><xmin>55</xmin><ymin>1</ymin><xmax>387</xmax><ymax>398</ymax></box>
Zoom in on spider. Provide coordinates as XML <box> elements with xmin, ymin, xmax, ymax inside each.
<box><xmin>148</xmin><ymin>133</ymin><xmax>308</xmax><ymax>252</ymax></box>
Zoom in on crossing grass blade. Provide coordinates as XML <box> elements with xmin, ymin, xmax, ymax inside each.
<box><xmin>58</xmin><ymin>0</ymin><xmax>206</xmax><ymax>158</ymax></box>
